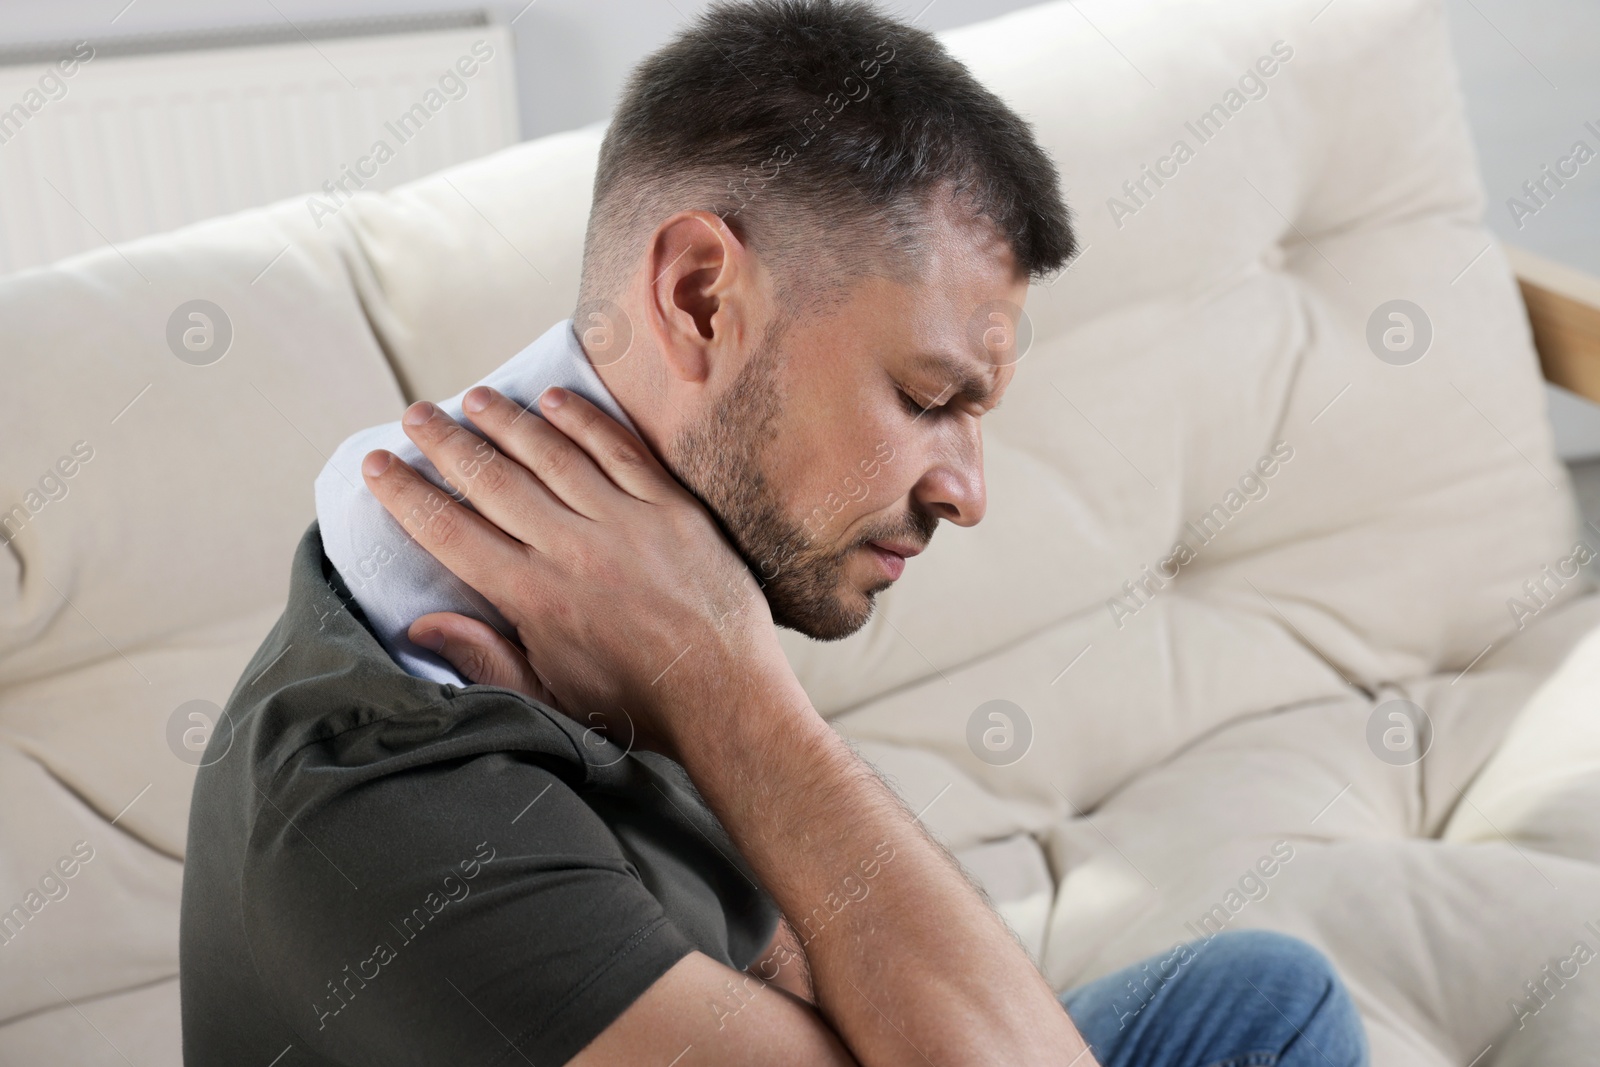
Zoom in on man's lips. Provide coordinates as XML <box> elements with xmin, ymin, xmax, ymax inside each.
<box><xmin>864</xmin><ymin>539</ymin><xmax>924</xmax><ymax>582</ymax></box>
<box><xmin>868</xmin><ymin>539</ymin><xmax>925</xmax><ymax>559</ymax></box>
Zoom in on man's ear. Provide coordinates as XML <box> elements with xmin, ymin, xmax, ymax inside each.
<box><xmin>644</xmin><ymin>210</ymin><xmax>756</xmax><ymax>387</ymax></box>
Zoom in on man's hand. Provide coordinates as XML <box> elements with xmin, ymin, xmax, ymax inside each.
<box><xmin>362</xmin><ymin>384</ymin><xmax>1095</xmax><ymax>1066</ymax></box>
<box><xmin>361</xmin><ymin>384</ymin><xmax>792</xmax><ymax>760</ymax></box>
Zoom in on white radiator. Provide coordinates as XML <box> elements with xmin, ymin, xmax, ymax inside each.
<box><xmin>0</xmin><ymin>13</ymin><xmax>519</xmax><ymax>277</ymax></box>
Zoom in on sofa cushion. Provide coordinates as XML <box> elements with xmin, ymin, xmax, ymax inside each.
<box><xmin>1032</xmin><ymin>594</ymin><xmax>1600</xmax><ymax>1064</ymax></box>
<box><xmin>0</xmin><ymin>185</ymin><xmax>404</xmax><ymax>1017</ymax></box>
<box><xmin>0</xmin><ymin>975</ymin><xmax>180</xmax><ymax>1065</ymax></box>
<box><xmin>0</xmin><ymin>209</ymin><xmax>404</xmax><ymax>688</ymax></box>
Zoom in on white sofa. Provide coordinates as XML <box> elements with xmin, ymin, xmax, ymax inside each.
<box><xmin>4</xmin><ymin>0</ymin><xmax>1600</xmax><ymax>1062</ymax></box>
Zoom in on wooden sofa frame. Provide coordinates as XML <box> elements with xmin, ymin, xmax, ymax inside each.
<box><xmin>1510</xmin><ymin>245</ymin><xmax>1600</xmax><ymax>405</ymax></box>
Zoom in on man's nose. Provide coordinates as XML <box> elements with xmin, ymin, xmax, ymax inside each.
<box><xmin>912</xmin><ymin>434</ymin><xmax>987</xmax><ymax>527</ymax></box>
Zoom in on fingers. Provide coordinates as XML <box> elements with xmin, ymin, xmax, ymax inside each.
<box><xmin>409</xmin><ymin>613</ymin><xmax>560</xmax><ymax>706</ymax></box>
<box><xmin>400</xmin><ymin>400</ymin><xmax>572</xmax><ymax>540</ymax></box>
<box><xmin>361</xmin><ymin>449</ymin><xmax>536</xmax><ymax>618</ymax></box>
<box><xmin>531</xmin><ymin>387</ymin><xmax>682</xmax><ymax>506</ymax></box>
<box><xmin>451</xmin><ymin>388</ymin><xmax>625</xmax><ymax>520</ymax></box>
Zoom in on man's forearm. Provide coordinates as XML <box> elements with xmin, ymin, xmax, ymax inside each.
<box><xmin>669</xmin><ymin>664</ymin><xmax>1093</xmax><ymax>1067</ymax></box>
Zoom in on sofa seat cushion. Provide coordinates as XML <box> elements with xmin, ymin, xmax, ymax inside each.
<box><xmin>1031</xmin><ymin>593</ymin><xmax>1600</xmax><ymax>1063</ymax></box>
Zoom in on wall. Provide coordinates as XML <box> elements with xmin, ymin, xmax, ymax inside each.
<box><xmin>1439</xmin><ymin>0</ymin><xmax>1600</xmax><ymax>456</ymax></box>
<box><xmin>0</xmin><ymin>0</ymin><xmax>1040</xmax><ymax>142</ymax></box>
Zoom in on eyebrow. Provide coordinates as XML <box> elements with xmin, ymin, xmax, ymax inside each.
<box><xmin>912</xmin><ymin>352</ymin><xmax>1003</xmax><ymax>410</ymax></box>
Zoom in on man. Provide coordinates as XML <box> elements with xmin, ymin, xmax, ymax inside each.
<box><xmin>179</xmin><ymin>2</ymin><xmax>1368</xmax><ymax>1065</ymax></box>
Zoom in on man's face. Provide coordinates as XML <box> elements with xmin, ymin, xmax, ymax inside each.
<box><xmin>665</xmin><ymin>207</ymin><xmax>1029</xmax><ymax>640</ymax></box>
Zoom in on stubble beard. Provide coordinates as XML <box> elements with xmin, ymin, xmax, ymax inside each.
<box><xmin>663</xmin><ymin>316</ymin><xmax>931</xmax><ymax>642</ymax></box>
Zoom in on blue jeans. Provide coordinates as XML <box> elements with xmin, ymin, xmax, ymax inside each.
<box><xmin>1060</xmin><ymin>930</ymin><xmax>1368</xmax><ymax>1067</ymax></box>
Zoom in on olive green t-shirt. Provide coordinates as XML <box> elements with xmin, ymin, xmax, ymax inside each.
<box><xmin>179</xmin><ymin>522</ymin><xmax>779</xmax><ymax>1065</ymax></box>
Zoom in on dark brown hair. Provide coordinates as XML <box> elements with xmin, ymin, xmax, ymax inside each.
<box><xmin>578</xmin><ymin>0</ymin><xmax>1075</xmax><ymax>306</ymax></box>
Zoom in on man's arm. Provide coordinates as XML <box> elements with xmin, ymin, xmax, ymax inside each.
<box><xmin>573</xmin><ymin>952</ymin><xmax>853</xmax><ymax>1064</ymax></box>
<box><xmin>362</xmin><ymin>385</ymin><xmax>1094</xmax><ymax>1066</ymax></box>
<box><xmin>750</xmin><ymin>917</ymin><xmax>813</xmax><ymax>1002</ymax></box>
<box><xmin>655</xmin><ymin>659</ymin><xmax>1087</xmax><ymax>1067</ymax></box>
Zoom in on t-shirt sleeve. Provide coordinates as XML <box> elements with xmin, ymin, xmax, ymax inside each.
<box><xmin>241</xmin><ymin>748</ymin><xmax>699</xmax><ymax>1067</ymax></box>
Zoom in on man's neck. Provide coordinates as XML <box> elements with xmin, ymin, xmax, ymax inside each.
<box><xmin>577</xmin><ymin>326</ymin><xmax>670</xmax><ymax>461</ymax></box>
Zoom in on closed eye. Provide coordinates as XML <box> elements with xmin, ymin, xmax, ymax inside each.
<box><xmin>899</xmin><ymin>387</ymin><xmax>935</xmax><ymax>415</ymax></box>
<box><xmin>899</xmin><ymin>383</ymin><xmax>953</xmax><ymax>417</ymax></box>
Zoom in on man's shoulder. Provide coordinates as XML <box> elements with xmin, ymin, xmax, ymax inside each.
<box><xmin>207</xmin><ymin>523</ymin><xmax>588</xmax><ymax>788</ymax></box>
